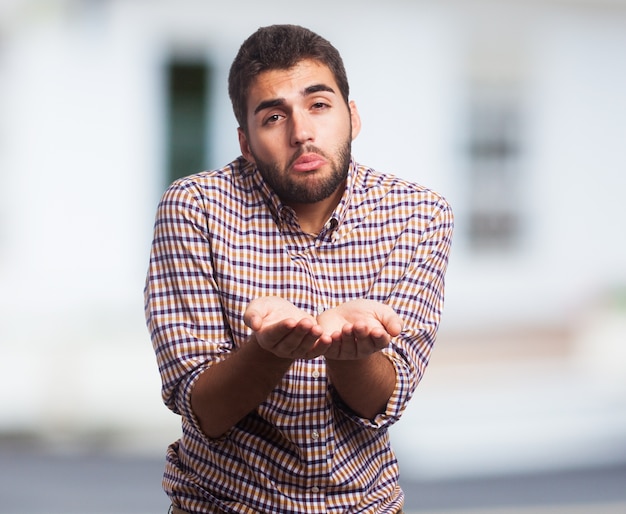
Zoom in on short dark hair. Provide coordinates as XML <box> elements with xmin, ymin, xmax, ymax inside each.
<box><xmin>228</xmin><ymin>24</ymin><xmax>350</xmax><ymax>133</ymax></box>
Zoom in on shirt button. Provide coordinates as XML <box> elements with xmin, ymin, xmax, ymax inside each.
<box><xmin>311</xmin><ymin>486</ymin><xmax>320</xmax><ymax>493</ymax></box>
<box><xmin>316</xmin><ymin>306</ymin><xmax>325</xmax><ymax>315</ymax></box>
<box><xmin>311</xmin><ymin>431</ymin><xmax>320</xmax><ymax>440</ymax></box>
<box><xmin>312</xmin><ymin>370</ymin><xmax>320</xmax><ymax>379</ymax></box>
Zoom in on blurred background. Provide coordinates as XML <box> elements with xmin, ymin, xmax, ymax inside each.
<box><xmin>1</xmin><ymin>0</ymin><xmax>625</xmax><ymax>512</ymax></box>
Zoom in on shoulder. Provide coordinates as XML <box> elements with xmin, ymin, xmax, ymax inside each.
<box><xmin>161</xmin><ymin>157</ymin><xmax>256</xmax><ymax>205</ymax></box>
<box><xmin>352</xmin><ymin>161</ymin><xmax>452</xmax><ymax>214</ymax></box>
<box><xmin>171</xmin><ymin>157</ymin><xmax>253</xmax><ymax>191</ymax></box>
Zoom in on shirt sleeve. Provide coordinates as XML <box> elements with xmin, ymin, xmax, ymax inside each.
<box><xmin>336</xmin><ymin>194</ymin><xmax>454</xmax><ymax>429</ymax></box>
<box><xmin>144</xmin><ymin>179</ymin><xmax>233</xmax><ymax>421</ymax></box>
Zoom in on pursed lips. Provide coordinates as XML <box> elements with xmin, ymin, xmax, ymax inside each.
<box><xmin>291</xmin><ymin>152</ymin><xmax>328</xmax><ymax>172</ymax></box>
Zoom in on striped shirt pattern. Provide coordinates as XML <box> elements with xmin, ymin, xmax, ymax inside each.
<box><xmin>144</xmin><ymin>157</ymin><xmax>454</xmax><ymax>513</ymax></box>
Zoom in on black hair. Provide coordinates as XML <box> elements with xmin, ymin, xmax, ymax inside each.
<box><xmin>228</xmin><ymin>24</ymin><xmax>350</xmax><ymax>132</ymax></box>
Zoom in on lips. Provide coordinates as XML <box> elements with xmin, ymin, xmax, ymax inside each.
<box><xmin>291</xmin><ymin>153</ymin><xmax>327</xmax><ymax>172</ymax></box>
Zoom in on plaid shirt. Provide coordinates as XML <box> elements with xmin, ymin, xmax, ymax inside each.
<box><xmin>145</xmin><ymin>157</ymin><xmax>453</xmax><ymax>513</ymax></box>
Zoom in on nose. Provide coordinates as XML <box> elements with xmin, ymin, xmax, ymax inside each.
<box><xmin>290</xmin><ymin>111</ymin><xmax>314</xmax><ymax>146</ymax></box>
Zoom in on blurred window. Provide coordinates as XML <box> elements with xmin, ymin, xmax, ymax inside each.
<box><xmin>165</xmin><ymin>61</ymin><xmax>211</xmax><ymax>185</ymax></box>
<box><xmin>466</xmin><ymin>83</ymin><xmax>524</xmax><ymax>251</ymax></box>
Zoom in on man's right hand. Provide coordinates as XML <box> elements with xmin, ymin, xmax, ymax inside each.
<box><xmin>192</xmin><ymin>297</ymin><xmax>331</xmax><ymax>438</ymax></box>
<box><xmin>244</xmin><ymin>297</ymin><xmax>332</xmax><ymax>360</ymax></box>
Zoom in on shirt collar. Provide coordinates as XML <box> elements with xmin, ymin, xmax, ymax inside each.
<box><xmin>244</xmin><ymin>157</ymin><xmax>358</xmax><ymax>236</ymax></box>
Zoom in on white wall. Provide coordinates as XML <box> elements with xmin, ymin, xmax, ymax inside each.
<box><xmin>1</xmin><ymin>0</ymin><xmax>625</xmax><ymax>476</ymax></box>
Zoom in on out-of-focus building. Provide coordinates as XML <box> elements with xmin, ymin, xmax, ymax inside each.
<box><xmin>1</xmin><ymin>0</ymin><xmax>625</xmax><ymax>478</ymax></box>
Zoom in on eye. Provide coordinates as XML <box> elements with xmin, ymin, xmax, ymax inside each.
<box><xmin>311</xmin><ymin>101</ymin><xmax>330</xmax><ymax>111</ymax></box>
<box><xmin>263</xmin><ymin>113</ymin><xmax>283</xmax><ymax>126</ymax></box>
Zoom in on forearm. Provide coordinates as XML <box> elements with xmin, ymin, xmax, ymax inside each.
<box><xmin>326</xmin><ymin>352</ymin><xmax>396</xmax><ymax>420</ymax></box>
<box><xmin>191</xmin><ymin>336</ymin><xmax>294</xmax><ymax>438</ymax></box>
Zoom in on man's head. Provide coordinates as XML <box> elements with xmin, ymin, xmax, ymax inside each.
<box><xmin>230</xmin><ymin>25</ymin><xmax>361</xmax><ymax>220</ymax></box>
<box><xmin>228</xmin><ymin>24</ymin><xmax>350</xmax><ymax>134</ymax></box>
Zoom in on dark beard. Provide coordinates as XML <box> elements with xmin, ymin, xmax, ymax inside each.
<box><xmin>252</xmin><ymin>141</ymin><xmax>351</xmax><ymax>205</ymax></box>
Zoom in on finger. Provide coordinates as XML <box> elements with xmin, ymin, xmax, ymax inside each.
<box><xmin>303</xmin><ymin>336</ymin><xmax>332</xmax><ymax>360</ymax></box>
<box><xmin>358</xmin><ymin>320</ymin><xmax>389</xmax><ymax>344</ymax></box>
<box><xmin>277</xmin><ymin>319</ymin><xmax>321</xmax><ymax>355</ymax></box>
<box><xmin>337</xmin><ymin>325</ymin><xmax>359</xmax><ymax>359</ymax></box>
<box><xmin>349</xmin><ymin>323</ymin><xmax>389</xmax><ymax>356</ymax></box>
<box><xmin>243</xmin><ymin>299</ymin><xmax>268</xmax><ymax>331</ymax></box>
<box><xmin>368</xmin><ymin>330</ymin><xmax>391</xmax><ymax>350</ymax></box>
<box><xmin>244</xmin><ymin>310</ymin><xmax>263</xmax><ymax>331</ymax></box>
<box><xmin>321</xmin><ymin>339</ymin><xmax>342</xmax><ymax>360</ymax></box>
<box><xmin>378</xmin><ymin>308</ymin><xmax>403</xmax><ymax>337</ymax></box>
<box><xmin>257</xmin><ymin>322</ymin><xmax>293</xmax><ymax>352</ymax></box>
<box><xmin>351</xmin><ymin>321</ymin><xmax>371</xmax><ymax>339</ymax></box>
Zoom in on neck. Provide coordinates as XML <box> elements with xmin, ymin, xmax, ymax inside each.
<box><xmin>290</xmin><ymin>187</ymin><xmax>343</xmax><ymax>235</ymax></box>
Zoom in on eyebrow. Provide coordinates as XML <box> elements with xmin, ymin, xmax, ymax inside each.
<box><xmin>253</xmin><ymin>83</ymin><xmax>337</xmax><ymax>115</ymax></box>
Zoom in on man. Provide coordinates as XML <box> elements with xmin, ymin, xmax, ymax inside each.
<box><xmin>145</xmin><ymin>24</ymin><xmax>453</xmax><ymax>514</ymax></box>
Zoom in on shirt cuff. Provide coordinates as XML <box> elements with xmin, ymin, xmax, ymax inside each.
<box><xmin>333</xmin><ymin>347</ymin><xmax>414</xmax><ymax>430</ymax></box>
<box><xmin>174</xmin><ymin>360</ymin><xmax>231</xmax><ymax>444</ymax></box>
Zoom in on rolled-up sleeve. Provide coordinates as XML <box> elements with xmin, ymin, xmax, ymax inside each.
<box><xmin>144</xmin><ymin>179</ymin><xmax>233</xmax><ymax>417</ymax></box>
<box><xmin>340</xmin><ymin>197</ymin><xmax>454</xmax><ymax>430</ymax></box>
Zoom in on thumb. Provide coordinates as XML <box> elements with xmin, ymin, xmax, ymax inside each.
<box><xmin>243</xmin><ymin>300</ymin><xmax>265</xmax><ymax>331</ymax></box>
<box><xmin>379</xmin><ymin>307</ymin><xmax>403</xmax><ymax>337</ymax></box>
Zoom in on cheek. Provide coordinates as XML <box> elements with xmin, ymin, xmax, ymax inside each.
<box><xmin>252</xmin><ymin>136</ymin><xmax>285</xmax><ymax>161</ymax></box>
<box><xmin>324</xmin><ymin>116</ymin><xmax>352</xmax><ymax>142</ymax></box>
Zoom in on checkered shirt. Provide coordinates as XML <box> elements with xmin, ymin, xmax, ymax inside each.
<box><xmin>144</xmin><ymin>157</ymin><xmax>454</xmax><ymax>513</ymax></box>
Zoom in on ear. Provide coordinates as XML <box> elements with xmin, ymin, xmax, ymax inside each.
<box><xmin>349</xmin><ymin>100</ymin><xmax>362</xmax><ymax>141</ymax></box>
<box><xmin>238</xmin><ymin>127</ymin><xmax>255</xmax><ymax>163</ymax></box>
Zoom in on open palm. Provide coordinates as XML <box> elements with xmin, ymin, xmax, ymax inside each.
<box><xmin>317</xmin><ymin>300</ymin><xmax>402</xmax><ymax>360</ymax></box>
<box><xmin>244</xmin><ymin>297</ymin><xmax>331</xmax><ymax>359</ymax></box>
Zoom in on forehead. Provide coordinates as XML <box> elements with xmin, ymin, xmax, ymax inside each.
<box><xmin>247</xmin><ymin>59</ymin><xmax>338</xmax><ymax>106</ymax></box>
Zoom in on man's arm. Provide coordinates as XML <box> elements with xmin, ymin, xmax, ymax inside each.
<box><xmin>325</xmin><ymin>353</ymin><xmax>396</xmax><ymax>420</ymax></box>
<box><xmin>190</xmin><ymin>336</ymin><xmax>294</xmax><ymax>439</ymax></box>
<box><xmin>321</xmin><ymin>194</ymin><xmax>454</xmax><ymax>422</ymax></box>
<box><xmin>191</xmin><ymin>297</ymin><xmax>332</xmax><ymax>438</ymax></box>
<box><xmin>318</xmin><ymin>300</ymin><xmax>402</xmax><ymax>420</ymax></box>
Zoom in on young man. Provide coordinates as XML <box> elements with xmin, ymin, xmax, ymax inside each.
<box><xmin>145</xmin><ymin>24</ymin><xmax>454</xmax><ymax>514</ymax></box>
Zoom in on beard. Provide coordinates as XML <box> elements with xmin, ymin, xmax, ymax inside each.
<box><xmin>251</xmin><ymin>140</ymin><xmax>352</xmax><ymax>205</ymax></box>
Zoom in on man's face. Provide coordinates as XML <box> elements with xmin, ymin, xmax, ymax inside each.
<box><xmin>238</xmin><ymin>59</ymin><xmax>361</xmax><ymax>206</ymax></box>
